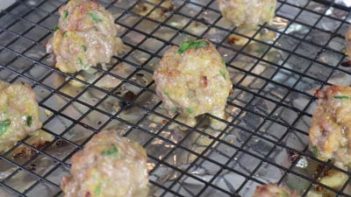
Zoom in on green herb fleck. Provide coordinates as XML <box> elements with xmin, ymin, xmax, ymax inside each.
<box><xmin>311</xmin><ymin>146</ymin><xmax>319</xmax><ymax>157</ymax></box>
<box><xmin>270</xmin><ymin>5</ymin><xmax>275</xmax><ymax>12</ymax></box>
<box><xmin>54</xmin><ymin>26</ymin><xmax>59</xmax><ymax>31</ymax></box>
<box><xmin>280</xmin><ymin>191</ymin><xmax>289</xmax><ymax>197</ymax></box>
<box><xmin>89</xmin><ymin>12</ymin><xmax>102</xmax><ymax>23</ymax></box>
<box><xmin>222</xmin><ymin>59</ymin><xmax>226</xmax><ymax>65</ymax></box>
<box><xmin>0</xmin><ymin>119</ymin><xmax>11</xmax><ymax>136</ymax></box>
<box><xmin>164</xmin><ymin>91</ymin><xmax>170</xmax><ymax>98</ymax></box>
<box><xmin>177</xmin><ymin>40</ymin><xmax>209</xmax><ymax>54</ymax></box>
<box><xmin>26</xmin><ymin>116</ymin><xmax>32</xmax><ymax>127</ymax></box>
<box><xmin>81</xmin><ymin>45</ymin><xmax>87</xmax><ymax>52</ymax></box>
<box><xmin>63</xmin><ymin>10</ymin><xmax>69</xmax><ymax>19</ymax></box>
<box><xmin>101</xmin><ymin>145</ymin><xmax>118</xmax><ymax>156</ymax></box>
<box><xmin>334</xmin><ymin>95</ymin><xmax>350</xmax><ymax>99</ymax></box>
<box><xmin>78</xmin><ymin>57</ymin><xmax>84</xmax><ymax>65</ymax></box>
<box><xmin>94</xmin><ymin>184</ymin><xmax>102</xmax><ymax>196</ymax></box>
<box><xmin>186</xmin><ymin>108</ymin><xmax>193</xmax><ymax>114</ymax></box>
<box><xmin>219</xmin><ymin>70</ymin><xmax>227</xmax><ymax>79</ymax></box>
<box><xmin>78</xmin><ymin>57</ymin><xmax>89</xmax><ymax>69</ymax></box>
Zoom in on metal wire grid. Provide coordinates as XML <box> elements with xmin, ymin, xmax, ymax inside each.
<box><xmin>0</xmin><ymin>0</ymin><xmax>350</xmax><ymax>196</ymax></box>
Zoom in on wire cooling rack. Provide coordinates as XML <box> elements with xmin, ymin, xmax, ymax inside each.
<box><xmin>0</xmin><ymin>0</ymin><xmax>351</xmax><ymax>196</ymax></box>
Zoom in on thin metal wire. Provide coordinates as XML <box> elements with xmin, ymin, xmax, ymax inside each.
<box><xmin>0</xmin><ymin>0</ymin><xmax>350</xmax><ymax>196</ymax></box>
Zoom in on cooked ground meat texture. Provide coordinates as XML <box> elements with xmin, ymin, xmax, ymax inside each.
<box><xmin>0</xmin><ymin>82</ymin><xmax>42</xmax><ymax>153</ymax></box>
<box><xmin>153</xmin><ymin>40</ymin><xmax>232</xmax><ymax>128</ymax></box>
<box><xmin>47</xmin><ymin>0</ymin><xmax>124</xmax><ymax>73</ymax></box>
<box><xmin>217</xmin><ymin>0</ymin><xmax>276</xmax><ymax>30</ymax></box>
<box><xmin>253</xmin><ymin>184</ymin><xmax>299</xmax><ymax>197</ymax></box>
<box><xmin>61</xmin><ymin>131</ymin><xmax>149</xmax><ymax>197</ymax></box>
<box><xmin>309</xmin><ymin>86</ymin><xmax>351</xmax><ymax>168</ymax></box>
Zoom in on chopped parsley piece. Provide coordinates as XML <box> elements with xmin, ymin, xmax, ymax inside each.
<box><xmin>78</xmin><ymin>57</ymin><xmax>90</xmax><ymax>69</ymax></box>
<box><xmin>94</xmin><ymin>184</ymin><xmax>102</xmax><ymax>196</ymax></box>
<box><xmin>26</xmin><ymin>116</ymin><xmax>32</xmax><ymax>127</ymax></box>
<box><xmin>78</xmin><ymin>57</ymin><xmax>85</xmax><ymax>66</ymax></box>
<box><xmin>270</xmin><ymin>5</ymin><xmax>275</xmax><ymax>12</ymax></box>
<box><xmin>0</xmin><ymin>119</ymin><xmax>11</xmax><ymax>136</ymax></box>
<box><xmin>77</xmin><ymin>57</ymin><xmax>89</xmax><ymax>69</ymax></box>
<box><xmin>219</xmin><ymin>70</ymin><xmax>227</xmax><ymax>79</ymax></box>
<box><xmin>280</xmin><ymin>191</ymin><xmax>289</xmax><ymax>197</ymax></box>
<box><xmin>101</xmin><ymin>145</ymin><xmax>118</xmax><ymax>156</ymax></box>
<box><xmin>311</xmin><ymin>146</ymin><xmax>319</xmax><ymax>157</ymax></box>
<box><xmin>334</xmin><ymin>95</ymin><xmax>350</xmax><ymax>99</ymax></box>
<box><xmin>63</xmin><ymin>10</ymin><xmax>69</xmax><ymax>19</ymax></box>
<box><xmin>89</xmin><ymin>12</ymin><xmax>102</xmax><ymax>23</ymax></box>
<box><xmin>54</xmin><ymin>26</ymin><xmax>59</xmax><ymax>31</ymax></box>
<box><xmin>178</xmin><ymin>40</ymin><xmax>209</xmax><ymax>54</ymax></box>
<box><xmin>164</xmin><ymin>91</ymin><xmax>170</xmax><ymax>97</ymax></box>
<box><xmin>81</xmin><ymin>45</ymin><xmax>87</xmax><ymax>52</ymax></box>
<box><xmin>186</xmin><ymin>107</ymin><xmax>193</xmax><ymax>114</ymax></box>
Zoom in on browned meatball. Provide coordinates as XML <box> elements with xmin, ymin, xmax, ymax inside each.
<box><xmin>253</xmin><ymin>184</ymin><xmax>299</xmax><ymax>197</ymax></box>
<box><xmin>153</xmin><ymin>40</ymin><xmax>232</xmax><ymax>129</ymax></box>
<box><xmin>47</xmin><ymin>0</ymin><xmax>124</xmax><ymax>73</ymax></box>
<box><xmin>217</xmin><ymin>0</ymin><xmax>276</xmax><ymax>30</ymax></box>
<box><xmin>309</xmin><ymin>86</ymin><xmax>351</xmax><ymax>168</ymax></box>
<box><xmin>61</xmin><ymin>130</ymin><xmax>149</xmax><ymax>197</ymax></box>
<box><xmin>0</xmin><ymin>81</ymin><xmax>42</xmax><ymax>153</ymax></box>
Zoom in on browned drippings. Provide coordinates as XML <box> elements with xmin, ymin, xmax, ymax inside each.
<box><xmin>287</xmin><ymin>149</ymin><xmax>300</xmax><ymax>163</ymax></box>
<box><xmin>12</xmin><ymin>141</ymin><xmax>49</xmax><ymax>158</ymax></box>
<box><xmin>341</xmin><ymin>60</ymin><xmax>351</xmax><ymax>67</ymax></box>
<box><xmin>120</xmin><ymin>91</ymin><xmax>137</xmax><ymax>109</ymax></box>
<box><xmin>228</xmin><ymin>35</ymin><xmax>240</xmax><ymax>45</ymax></box>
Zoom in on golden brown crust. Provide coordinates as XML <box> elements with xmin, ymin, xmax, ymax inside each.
<box><xmin>61</xmin><ymin>130</ymin><xmax>149</xmax><ymax>197</ymax></box>
<box><xmin>153</xmin><ymin>39</ymin><xmax>232</xmax><ymax>127</ymax></box>
<box><xmin>217</xmin><ymin>0</ymin><xmax>276</xmax><ymax>30</ymax></box>
<box><xmin>309</xmin><ymin>86</ymin><xmax>351</xmax><ymax>167</ymax></box>
<box><xmin>47</xmin><ymin>0</ymin><xmax>124</xmax><ymax>73</ymax></box>
<box><xmin>12</xmin><ymin>130</ymin><xmax>54</xmax><ymax>157</ymax></box>
<box><xmin>0</xmin><ymin>82</ymin><xmax>42</xmax><ymax>153</ymax></box>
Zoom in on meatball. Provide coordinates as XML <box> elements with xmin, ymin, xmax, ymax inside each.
<box><xmin>307</xmin><ymin>168</ymin><xmax>349</xmax><ymax>196</ymax></box>
<box><xmin>0</xmin><ymin>82</ymin><xmax>42</xmax><ymax>153</ymax></box>
<box><xmin>253</xmin><ymin>184</ymin><xmax>298</xmax><ymax>197</ymax></box>
<box><xmin>153</xmin><ymin>40</ymin><xmax>232</xmax><ymax>128</ymax></box>
<box><xmin>309</xmin><ymin>86</ymin><xmax>351</xmax><ymax>168</ymax></box>
<box><xmin>217</xmin><ymin>0</ymin><xmax>276</xmax><ymax>30</ymax></box>
<box><xmin>345</xmin><ymin>28</ymin><xmax>351</xmax><ymax>59</ymax></box>
<box><xmin>47</xmin><ymin>0</ymin><xmax>124</xmax><ymax>73</ymax></box>
<box><xmin>61</xmin><ymin>131</ymin><xmax>149</xmax><ymax>197</ymax></box>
